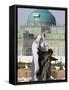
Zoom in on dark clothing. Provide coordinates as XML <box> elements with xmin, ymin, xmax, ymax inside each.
<box><xmin>37</xmin><ymin>48</ymin><xmax>50</xmax><ymax>80</ymax></box>
<box><xmin>37</xmin><ymin>48</ymin><xmax>58</xmax><ymax>80</ymax></box>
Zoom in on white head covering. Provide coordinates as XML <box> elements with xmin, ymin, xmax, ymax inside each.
<box><xmin>36</xmin><ymin>35</ymin><xmax>42</xmax><ymax>43</ymax></box>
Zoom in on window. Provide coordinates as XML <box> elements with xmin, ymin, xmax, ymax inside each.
<box><xmin>58</xmin><ymin>47</ymin><xmax>65</xmax><ymax>56</ymax></box>
<box><xmin>26</xmin><ymin>48</ymin><xmax>32</xmax><ymax>56</ymax></box>
<box><xmin>18</xmin><ymin>47</ymin><xmax>22</xmax><ymax>56</ymax></box>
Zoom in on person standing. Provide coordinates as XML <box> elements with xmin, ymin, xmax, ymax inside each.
<box><xmin>31</xmin><ymin>34</ymin><xmax>49</xmax><ymax>81</ymax></box>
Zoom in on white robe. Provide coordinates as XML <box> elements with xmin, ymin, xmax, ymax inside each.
<box><xmin>32</xmin><ymin>38</ymin><xmax>49</xmax><ymax>81</ymax></box>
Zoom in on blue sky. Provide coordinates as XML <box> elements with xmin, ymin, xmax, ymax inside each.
<box><xmin>18</xmin><ymin>8</ymin><xmax>65</xmax><ymax>30</ymax></box>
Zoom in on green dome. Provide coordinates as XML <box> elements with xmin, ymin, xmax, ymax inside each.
<box><xmin>27</xmin><ymin>9</ymin><xmax>56</xmax><ymax>25</ymax></box>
